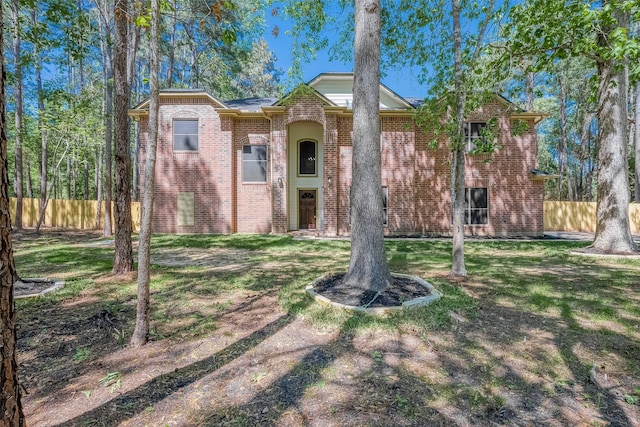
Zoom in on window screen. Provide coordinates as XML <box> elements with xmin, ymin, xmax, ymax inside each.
<box><xmin>173</xmin><ymin>119</ymin><xmax>199</xmax><ymax>151</ymax></box>
<box><xmin>242</xmin><ymin>145</ymin><xmax>268</xmax><ymax>182</ymax></box>
<box><xmin>464</xmin><ymin>122</ymin><xmax>486</xmax><ymax>152</ymax></box>
<box><xmin>464</xmin><ymin>188</ymin><xmax>488</xmax><ymax>225</ymax></box>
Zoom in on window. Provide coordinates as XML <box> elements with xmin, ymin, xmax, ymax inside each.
<box><xmin>464</xmin><ymin>122</ymin><xmax>486</xmax><ymax>152</ymax></box>
<box><xmin>242</xmin><ymin>145</ymin><xmax>268</xmax><ymax>183</ymax></box>
<box><xmin>464</xmin><ymin>188</ymin><xmax>488</xmax><ymax>225</ymax></box>
<box><xmin>177</xmin><ymin>192</ymin><xmax>195</xmax><ymax>226</ymax></box>
<box><xmin>173</xmin><ymin>119</ymin><xmax>198</xmax><ymax>151</ymax></box>
<box><xmin>382</xmin><ymin>186</ymin><xmax>388</xmax><ymax>226</ymax></box>
<box><xmin>299</xmin><ymin>140</ymin><xmax>316</xmax><ymax>175</ymax></box>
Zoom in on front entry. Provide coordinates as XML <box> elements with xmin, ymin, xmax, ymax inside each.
<box><xmin>298</xmin><ymin>190</ymin><xmax>317</xmax><ymax>230</ymax></box>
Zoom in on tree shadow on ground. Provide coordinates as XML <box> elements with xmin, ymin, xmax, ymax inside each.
<box><xmin>54</xmin><ymin>313</ymin><xmax>296</xmax><ymax>427</ymax></box>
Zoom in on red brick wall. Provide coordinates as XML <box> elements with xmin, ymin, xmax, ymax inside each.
<box><xmin>334</xmin><ymin>101</ymin><xmax>543</xmax><ymax>237</ymax></box>
<box><xmin>463</xmin><ymin>102</ymin><xmax>543</xmax><ymax>236</ymax></box>
<box><xmin>323</xmin><ymin>114</ymin><xmax>339</xmax><ymax>235</ymax></box>
<box><xmin>138</xmin><ymin>98</ymin><xmax>233</xmax><ymax>234</ymax></box>
<box><xmin>139</xmin><ymin>95</ymin><xmax>543</xmax><ymax>237</ymax></box>
<box><xmin>233</xmin><ymin>119</ymin><xmax>272</xmax><ymax>233</ymax></box>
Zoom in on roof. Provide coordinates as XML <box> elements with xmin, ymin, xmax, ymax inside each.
<box><xmin>131</xmin><ymin>89</ymin><xmax>227</xmax><ymax>110</ymax></box>
<box><xmin>531</xmin><ymin>169</ymin><xmax>559</xmax><ymax>180</ymax></box>
<box><xmin>128</xmin><ymin>76</ymin><xmax>547</xmax><ymax>124</ymax></box>
<box><xmin>306</xmin><ymin>72</ymin><xmax>415</xmax><ymax>110</ymax></box>
<box><xmin>224</xmin><ymin>97</ymin><xmax>280</xmax><ymax>112</ymax></box>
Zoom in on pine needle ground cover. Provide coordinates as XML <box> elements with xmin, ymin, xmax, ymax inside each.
<box><xmin>13</xmin><ymin>230</ymin><xmax>640</xmax><ymax>426</ymax></box>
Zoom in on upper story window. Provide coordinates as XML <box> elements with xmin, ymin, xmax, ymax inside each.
<box><xmin>464</xmin><ymin>122</ymin><xmax>486</xmax><ymax>152</ymax></box>
<box><xmin>464</xmin><ymin>187</ymin><xmax>488</xmax><ymax>225</ymax></box>
<box><xmin>299</xmin><ymin>140</ymin><xmax>316</xmax><ymax>176</ymax></box>
<box><xmin>242</xmin><ymin>145</ymin><xmax>268</xmax><ymax>183</ymax></box>
<box><xmin>173</xmin><ymin>119</ymin><xmax>199</xmax><ymax>151</ymax></box>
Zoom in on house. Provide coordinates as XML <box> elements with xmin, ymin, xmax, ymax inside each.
<box><xmin>129</xmin><ymin>73</ymin><xmax>547</xmax><ymax>237</ymax></box>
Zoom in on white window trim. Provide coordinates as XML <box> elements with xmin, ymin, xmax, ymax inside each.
<box><xmin>242</xmin><ymin>144</ymin><xmax>268</xmax><ymax>183</ymax></box>
<box><xmin>173</xmin><ymin>118</ymin><xmax>199</xmax><ymax>152</ymax></box>
<box><xmin>464</xmin><ymin>187</ymin><xmax>488</xmax><ymax>226</ymax></box>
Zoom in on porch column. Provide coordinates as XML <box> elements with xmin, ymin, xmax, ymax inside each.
<box><xmin>323</xmin><ymin>114</ymin><xmax>338</xmax><ymax>236</ymax></box>
<box><xmin>271</xmin><ymin>116</ymin><xmax>288</xmax><ymax>233</ymax></box>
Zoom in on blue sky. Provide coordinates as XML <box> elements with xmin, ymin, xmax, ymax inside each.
<box><xmin>262</xmin><ymin>9</ymin><xmax>427</xmax><ymax>99</ymax></box>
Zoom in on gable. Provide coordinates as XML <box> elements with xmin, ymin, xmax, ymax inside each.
<box><xmin>307</xmin><ymin>73</ymin><xmax>413</xmax><ymax>110</ymax></box>
<box><xmin>131</xmin><ymin>90</ymin><xmax>227</xmax><ymax>114</ymax></box>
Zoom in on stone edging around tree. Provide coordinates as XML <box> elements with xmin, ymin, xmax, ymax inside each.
<box><xmin>305</xmin><ymin>272</ymin><xmax>442</xmax><ymax>316</ymax></box>
<box><xmin>14</xmin><ymin>278</ymin><xmax>65</xmax><ymax>299</ymax></box>
<box><xmin>568</xmin><ymin>250</ymin><xmax>640</xmax><ymax>259</ymax></box>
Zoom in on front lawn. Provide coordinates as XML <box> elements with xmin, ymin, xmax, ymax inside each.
<box><xmin>13</xmin><ymin>231</ymin><xmax>640</xmax><ymax>426</ymax></box>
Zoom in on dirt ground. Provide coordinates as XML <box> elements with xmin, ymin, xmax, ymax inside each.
<box><xmin>13</xmin><ymin>231</ymin><xmax>640</xmax><ymax>426</ymax></box>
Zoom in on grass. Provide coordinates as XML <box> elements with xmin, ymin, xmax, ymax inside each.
<box><xmin>11</xmin><ymin>231</ymin><xmax>640</xmax><ymax>426</ymax></box>
<box><xmin>13</xmin><ymin>233</ymin><xmax>640</xmax><ymax>338</ymax></box>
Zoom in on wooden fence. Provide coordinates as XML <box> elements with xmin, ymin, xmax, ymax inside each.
<box><xmin>544</xmin><ymin>201</ymin><xmax>640</xmax><ymax>234</ymax></box>
<box><xmin>9</xmin><ymin>198</ymin><xmax>141</xmax><ymax>232</ymax></box>
<box><xmin>8</xmin><ymin>198</ymin><xmax>640</xmax><ymax>235</ymax></box>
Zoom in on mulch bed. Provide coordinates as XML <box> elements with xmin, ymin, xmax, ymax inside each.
<box><xmin>312</xmin><ymin>273</ymin><xmax>432</xmax><ymax>307</ymax></box>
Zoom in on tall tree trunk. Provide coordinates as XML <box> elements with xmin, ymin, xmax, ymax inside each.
<box><xmin>104</xmin><ymin>64</ymin><xmax>113</xmax><ymax>237</ymax></box>
<box><xmin>34</xmin><ymin>8</ymin><xmax>47</xmax><ymax>227</ymax></box>
<box><xmin>0</xmin><ymin>6</ymin><xmax>26</xmax><ymax>422</ymax></box>
<box><xmin>84</xmin><ymin>157</ymin><xmax>89</xmax><ymax>200</ymax></box>
<box><xmin>11</xmin><ymin>0</ymin><xmax>23</xmax><ymax>229</ymax></box>
<box><xmin>635</xmin><ymin>83</ymin><xmax>640</xmax><ymax>203</ymax></box>
<box><xmin>98</xmin><ymin>0</ymin><xmax>113</xmax><ymax>237</ymax></box>
<box><xmin>95</xmin><ymin>144</ymin><xmax>103</xmax><ymax>228</ymax></box>
<box><xmin>113</xmin><ymin>0</ymin><xmax>134</xmax><ymax>273</ymax></box>
<box><xmin>36</xmin><ymin>141</ymin><xmax>69</xmax><ymax>232</ymax></box>
<box><xmin>66</xmin><ymin>156</ymin><xmax>71</xmax><ymax>199</ymax></box>
<box><xmin>557</xmin><ymin>75</ymin><xmax>567</xmax><ymax>200</ymax></box>
<box><xmin>590</xmin><ymin>6</ymin><xmax>638</xmax><ymax>253</ymax></box>
<box><xmin>166</xmin><ymin>9</ymin><xmax>177</xmax><ymax>87</ymax></box>
<box><xmin>133</xmin><ymin>120</ymin><xmax>140</xmax><ymax>201</ymax></box>
<box><xmin>127</xmin><ymin>6</ymin><xmax>140</xmax><ymax>203</ymax></box>
<box><xmin>526</xmin><ymin>70</ymin><xmax>535</xmax><ymax>111</ymax></box>
<box><xmin>450</xmin><ymin>0</ymin><xmax>467</xmax><ymax>277</ymax></box>
<box><xmin>25</xmin><ymin>158</ymin><xmax>32</xmax><ymax>198</ymax></box>
<box><xmin>579</xmin><ymin>111</ymin><xmax>595</xmax><ymax>200</ymax></box>
<box><xmin>72</xmin><ymin>156</ymin><xmax>78</xmax><ymax>199</ymax></box>
<box><xmin>132</xmin><ymin>0</ymin><xmax>160</xmax><ymax>347</ymax></box>
<box><xmin>343</xmin><ymin>0</ymin><xmax>391</xmax><ymax>294</ymax></box>
<box><xmin>133</xmin><ymin>59</ymin><xmax>142</xmax><ymax>201</ymax></box>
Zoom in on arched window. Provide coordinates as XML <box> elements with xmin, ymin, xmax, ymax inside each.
<box><xmin>299</xmin><ymin>140</ymin><xmax>316</xmax><ymax>175</ymax></box>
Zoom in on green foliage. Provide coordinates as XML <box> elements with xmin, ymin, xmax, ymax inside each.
<box><xmin>502</xmin><ymin>0</ymin><xmax>640</xmax><ymax>82</ymax></box>
<box><xmin>271</xmin><ymin>0</ymin><xmax>332</xmax><ymax>84</ymax></box>
<box><xmin>135</xmin><ymin>0</ymin><xmax>175</xmax><ymax>27</ymax></box>
<box><xmin>468</xmin><ymin>117</ymin><xmax>502</xmax><ymax>155</ymax></box>
<box><xmin>99</xmin><ymin>371</ymin><xmax>123</xmax><ymax>391</ymax></box>
<box><xmin>73</xmin><ymin>347</ymin><xmax>92</xmax><ymax>363</ymax></box>
<box><xmin>510</xmin><ymin>119</ymin><xmax>529</xmax><ymax>137</ymax></box>
<box><xmin>275</xmin><ymin>83</ymin><xmax>316</xmax><ymax>106</ymax></box>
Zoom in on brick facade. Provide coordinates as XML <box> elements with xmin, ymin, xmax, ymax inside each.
<box><xmin>134</xmin><ymin>89</ymin><xmax>545</xmax><ymax>237</ymax></box>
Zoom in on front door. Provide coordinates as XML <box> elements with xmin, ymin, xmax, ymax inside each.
<box><xmin>298</xmin><ymin>190</ymin><xmax>317</xmax><ymax>230</ymax></box>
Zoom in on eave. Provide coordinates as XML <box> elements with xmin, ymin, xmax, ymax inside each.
<box><xmin>531</xmin><ymin>169</ymin><xmax>559</xmax><ymax>180</ymax></box>
<box><xmin>215</xmin><ymin>109</ymin><xmax>266</xmax><ymax>119</ymax></box>
<box><xmin>511</xmin><ymin>112</ymin><xmax>548</xmax><ymax>125</ymax></box>
<box><xmin>132</xmin><ymin>90</ymin><xmax>228</xmax><ymax>110</ymax></box>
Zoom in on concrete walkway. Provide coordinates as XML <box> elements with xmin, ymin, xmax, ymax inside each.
<box><xmin>292</xmin><ymin>230</ymin><xmax>640</xmax><ymax>243</ymax></box>
<box><xmin>544</xmin><ymin>231</ymin><xmax>640</xmax><ymax>242</ymax></box>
